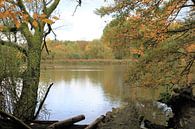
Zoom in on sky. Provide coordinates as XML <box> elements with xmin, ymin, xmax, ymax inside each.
<box><xmin>49</xmin><ymin>0</ymin><xmax>112</xmax><ymax>41</ymax></box>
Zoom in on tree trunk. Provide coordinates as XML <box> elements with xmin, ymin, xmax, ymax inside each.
<box><xmin>14</xmin><ymin>35</ymin><xmax>42</xmax><ymax>121</ymax></box>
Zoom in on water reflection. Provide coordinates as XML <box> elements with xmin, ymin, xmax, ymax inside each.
<box><xmin>39</xmin><ymin>64</ymin><xmax>164</xmax><ymax>124</ymax></box>
<box><xmin>40</xmin><ymin>64</ymin><xmax>128</xmax><ymax>123</ymax></box>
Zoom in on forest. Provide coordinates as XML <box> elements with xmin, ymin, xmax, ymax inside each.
<box><xmin>0</xmin><ymin>0</ymin><xmax>195</xmax><ymax>129</ymax></box>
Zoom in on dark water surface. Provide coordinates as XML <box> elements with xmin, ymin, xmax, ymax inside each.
<box><xmin>39</xmin><ymin>64</ymin><xmax>164</xmax><ymax>124</ymax></box>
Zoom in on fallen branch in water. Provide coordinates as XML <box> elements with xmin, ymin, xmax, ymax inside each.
<box><xmin>85</xmin><ymin>115</ymin><xmax>105</xmax><ymax>129</ymax></box>
<box><xmin>47</xmin><ymin>114</ymin><xmax>85</xmax><ymax>129</ymax></box>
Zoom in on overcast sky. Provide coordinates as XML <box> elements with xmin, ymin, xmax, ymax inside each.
<box><xmin>49</xmin><ymin>0</ymin><xmax>112</xmax><ymax>41</ymax></box>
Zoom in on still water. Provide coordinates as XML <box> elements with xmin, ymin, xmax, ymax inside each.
<box><xmin>39</xmin><ymin>64</ymin><xmax>162</xmax><ymax>124</ymax></box>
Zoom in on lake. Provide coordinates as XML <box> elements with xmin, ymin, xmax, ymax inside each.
<box><xmin>39</xmin><ymin>64</ymin><xmax>163</xmax><ymax>124</ymax></box>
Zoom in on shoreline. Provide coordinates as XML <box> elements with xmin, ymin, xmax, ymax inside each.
<box><xmin>41</xmin><ymin>59</ymin><xmax>132</xmax><ymax>65</ymax></box>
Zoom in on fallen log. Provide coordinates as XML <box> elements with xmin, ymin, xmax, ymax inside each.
<box><xmin>0</xmin><ymin>110</ymin><xmax>31</xmax><ymax>129</ymax></box>
<box><xmin>47</xmin><ymin>115</ymin><xmax>85</xmax><ymax>129</ymax></box>
<box><xmin>85</xmin><ymin>115</ymin><xmax>105</xmax><ymax>129</ymax></box>
<box><xmin>30</xmin><ymin>120</ymin><xmax>58</xmax><ymax>124</ymax></box>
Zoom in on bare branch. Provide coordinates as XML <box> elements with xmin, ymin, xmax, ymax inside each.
<box><xmin>181</xmin><ymin>4</ymin><xmax>195</xmax><ymax>8</ymax></box>
<box><xmin>181</xmin><ymin>58</ymin><xmax>195</xmax><ymax>76</ymax></box>
<box><xmin>42</xmin><ymin>23</ymin><xmax>52</xmax><ymax>54</ymax></box>
<box><xmin>72</xmin><ymin>0</ymin><xmax>82</xmax><ymax>16</ymax></box>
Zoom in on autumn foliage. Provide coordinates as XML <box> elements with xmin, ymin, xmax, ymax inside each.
<box><xmin>98</xmin><ymin>0</ymin><xmax>195</xmax><ymax>88</ymax></box>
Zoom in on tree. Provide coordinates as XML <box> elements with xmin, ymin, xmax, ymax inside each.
<box><xmin>0</xmin><ymin>0</ymin><xmax>81</xmax><ymax>121</ymax></box>
<box><xmin>98</xmin><ymin>0</ymin><xmax>195</xmax><ymax>89</ymax></box>
<box><xmin>97</xmin><ymin>0</ymin><xmax>195</xmax><ymax>41</ymax></box>
<box><xmin>101</xmin><ymin>17</ymin><xmax>133</xmax><ymax>59</ymax></box>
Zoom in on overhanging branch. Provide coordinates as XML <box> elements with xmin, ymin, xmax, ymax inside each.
<box><xmin>0</xmin><ymin>40</ymin><xmax>27</xmax><ymax>56</ymax></box>
<box><xmin>46</xmin><ymin>0</ymin><xmax>60</xmax><ymax>17</ymax></box>
<box><xmin>181</xmin><ymin>4</ymin><xmax>195</xmax><ymax>8</ymax></box>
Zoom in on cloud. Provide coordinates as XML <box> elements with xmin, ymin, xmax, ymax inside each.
<box><xmin>48</xmin><ymin>0</ymin><xmax>111</xmax><ymax>41</ymax></box>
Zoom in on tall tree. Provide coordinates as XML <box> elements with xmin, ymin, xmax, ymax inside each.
<box><xmin>0</xmin><ymin>0</ymin><xmax>81</xmax><ymax>121</ymax></box>
<box><xmin>101</xmin><ymin>17</ymin><xmax>133</xmax><ymax>59</ymax></box>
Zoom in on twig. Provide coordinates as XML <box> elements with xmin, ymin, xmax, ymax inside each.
<box><xmin>33</xmin><ymin>83</ymin><xmax>54</xmax><ymax>120</ymax></box>
<box><xmin>181</xmin><ymin>59</ymin><xmax>194</xmax><ymax>76</ymax></box>
<box><xmin>72</xmin><ymin>0</ymin><xmax>82</xmax><ymax>16</ymax></box>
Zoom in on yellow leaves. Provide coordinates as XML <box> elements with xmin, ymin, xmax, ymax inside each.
<box><xmin>42</xmin><ymin>18</ymin><xmax>54</xmax><ymax>24</ymax></box>
<box><xmin>52</xmin><ymin>16</ymin><xmax>59</xmax><ymax>20</ymax></box>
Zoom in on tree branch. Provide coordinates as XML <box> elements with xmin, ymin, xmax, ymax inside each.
<box><xmin>46</xmin><ymin>0</ymin><xmax>60</xmax><ymax>17</ymax></box>
<box><xmin>181</xmin><ymin>59</ymin><xmax>194</xmax><ymax>76</ymax></box>
<box><xmin>33</xmin><ymin>83</ymin><xmax>54</xmax><ymax>120</ymax></box>
<box><xmin>0</xmin><ymin>40</ymin><xmax>27</xmax><ymax>56</ymax></box>
<box><xmin>166</xmin><ymin>24</ymin><xmax>195</xmax><ymax>33</ymax></box>
<box><xmin>42</xmin><ymin>23</ymin><xmax>53</xmax><ymax>54</ymax></box>
<box><xmin>17</xmin><ymin>0</ymin><xmax>33</xmax><ymax>23</ymax></box>
<box><xmin>72</xmin><ymin>0</ymin><xmax>82</xmax><ymax>16</ymax></box>
<box><xmin>181</xmin><ymin>4</ymin><xmax>195</xmax><ymax>8</ymax></box>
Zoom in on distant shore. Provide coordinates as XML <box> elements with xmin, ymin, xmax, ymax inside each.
<box><xmin>41</xmin><ymin>59</ymin><xmax>132</xmax><ymax>65</ymax></box>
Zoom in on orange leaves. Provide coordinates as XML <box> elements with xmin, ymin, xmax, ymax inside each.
<box><xmin>130</xmin><ymin>48</ymin><xmax>144</xmax><ymax>56</ymax></box>
<box><xmin>32</xmin><ymin>13</ymin><xmax>56</xmax><ymax>25</ymax></box>
<box><xmin>15</xmin><ymin>21</ymin><xmax>21</xmax><ymax>28</ymax></box>
<box><xmin>0</xmin><ymin>1</ymin><xmax>59</xmax><ymax>29</ymax></box>
<box><xmin>185</xmin><ymin>44</ymin><xmax>195</xmax><ymax>52</ymax></box>
<box><xmin>0</xmin><ymin>25</ymin><xmax>4</xmax><ymax>31</ymax></box>
<box><xmin>33</xmin><ymin>13</ymin><xmax>39</xmax><ymax>20</ymax></box>
<box><xmin>32</xmin><ymin>20</ymin><xmax>38</xmax><ymax>27</ymax></box>
<box><xmin>142</xmin><ymin>0</ymin><xmax>151</xmax><ymax>4</ymax></box>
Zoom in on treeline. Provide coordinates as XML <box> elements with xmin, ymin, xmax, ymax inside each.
<box><xmin>42</xmin><ymin>40</ymin><xmax>114</xmax><ymax>60</ymax></box>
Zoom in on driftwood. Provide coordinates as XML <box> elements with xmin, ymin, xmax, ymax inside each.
<box><xmin>0</xmin><ymin>110</ymin><xmax>31</xmax><ymax>129</ymax></box>
<box><xmin>47</xmin><ymin>115</ymin><xmax>85</xmax><ymax>129</ymax></box>
<box><xmin>34</xmin><ymin>83</ymin><xmax>54</xmax><ymax>120</ymax></box>
<box><xmin>85</xmin><ymin>115</ymin><xmax>105</xmax><ymax>129</ymax></box>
